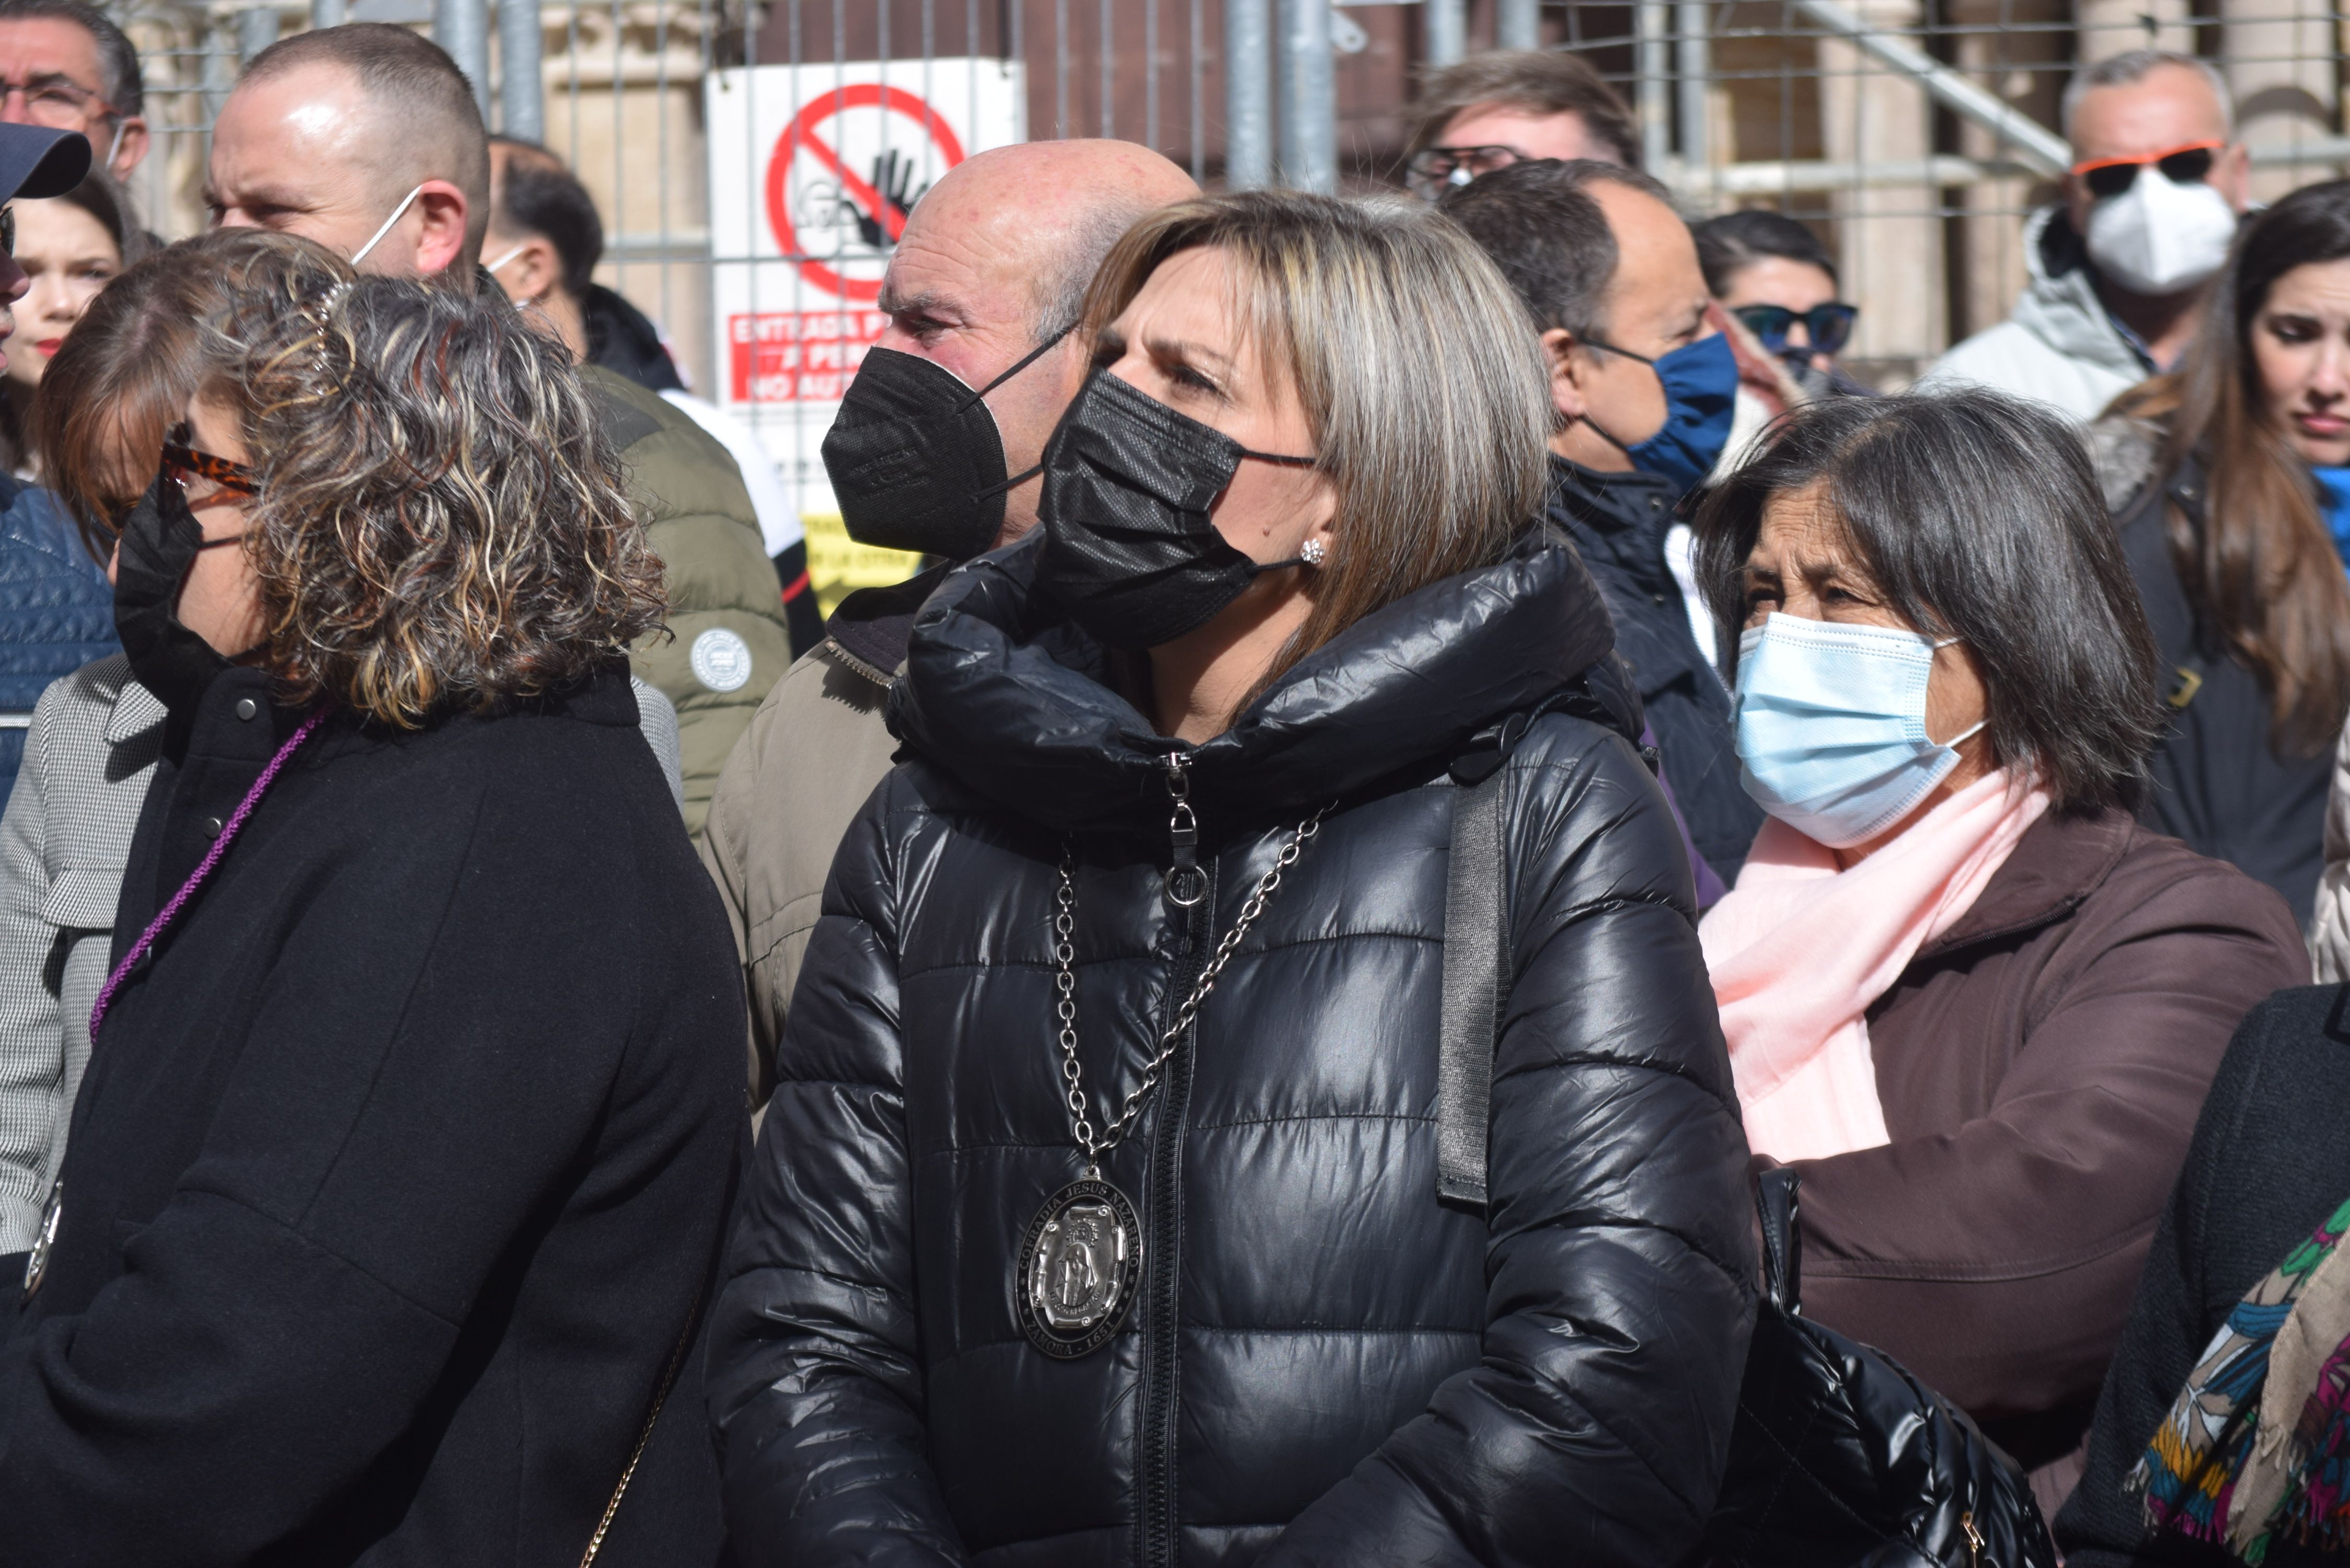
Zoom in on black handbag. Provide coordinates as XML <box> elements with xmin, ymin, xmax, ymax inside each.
<box><xmin>1693</xmin><ymin>1169</ymin><xmax>2059</xmax><ymax>1568</ymax></box>
<box><xmin>1433</xmin><ymin>742</ymin><xmax>2058</xmax><ymax>1568</ymax></box>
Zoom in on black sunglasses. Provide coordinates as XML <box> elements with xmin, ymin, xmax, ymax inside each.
<box><xmin>2</xmin><ymin>205</ymin><xmax>16</xmax><ymax>260</ymax></box>
<box><xmin>2078</xmin><ymin>144</ymin><xmax>2219</xmax><ymax>201</ymax></box>
<box><xmin>1732</xmin><ymin>302</ymin><xmax>1859</xmax><ymax>358</ymax></box>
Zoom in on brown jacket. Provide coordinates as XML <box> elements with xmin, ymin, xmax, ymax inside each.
<box><xmin>1787</xmin><ymin>808</ymin><xmax>2307</xmax><ymax>1473</ymax></box>
<box><xmin>699</xmin><ymin>568</ymin><xmax>944</xmax><ymax>1104</ymax></box>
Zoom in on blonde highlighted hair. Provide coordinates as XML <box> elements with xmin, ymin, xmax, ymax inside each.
<box><xmin>42</xmin><ymin>228</ymin><xmax>663</xmax><ymax>727</ymax></box>
<box><xmin>1082</xmin><ymin>189</ymin><xmax>1552</xmax><ymax>690</ymax></box>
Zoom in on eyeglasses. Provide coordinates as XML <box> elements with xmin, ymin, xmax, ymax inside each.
<box><xmin>1732</xmin><ymin>302</ymin><xmax>1860</xmax><ymax>359</ymax></box>
<box><xmin>162</xmin><ymin>432</ymin><xmax>258</xmax><ymax>506</ymax></box>
<box><xmin>1</xmin><ymin>205</ymin><xmax>16</xmax><ymax>260</ymax></box>
<box><xmin>1404</xmin><ymin>143</ymin><xmax>1530</xmax><ymax>198</ymax></box>
<box><xmin>0</xmin><ymin>77</ymin><xmax>120</xmax><ymax>131</ymax></box>
<box><xmin>2071</xmin><ymin>140</ymin><xmax>2225</xmax><ymax>201</ymax></box>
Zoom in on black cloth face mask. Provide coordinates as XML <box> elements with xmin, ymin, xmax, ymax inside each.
<box><xmin>1036</xmin><ymin>368</ymin><xmax>1317</xmax><ymax>651</ymax></box>
<box><xmin>113</xmin><ymin>458</ymin><xmax>246</xmax><ymax>723</ymax></box>
<box><xmin>821</xmin><ymin>328</ymin><xmax>1072</xmax><ymax>560</ymax></box>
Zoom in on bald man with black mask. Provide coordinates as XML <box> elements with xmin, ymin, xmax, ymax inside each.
<box><xmin>701</xmin><ymin>138</ymin><xmax>1199</xmax><ymax>1112</ymax></box>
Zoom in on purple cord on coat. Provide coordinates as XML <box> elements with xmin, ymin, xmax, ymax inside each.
<box><xmin>89</xmin><ymin>708</ymin><xmax>326</xmax><ymax>1040</ymax></box>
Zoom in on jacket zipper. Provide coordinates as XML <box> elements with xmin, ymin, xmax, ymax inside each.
<box><xmin>1137</xmin><ymin>752</ymin><xmax>1207</xmax><ymax>1568</ymax></box>
<box><xmin>821</xmin><ymin>634</ymin><xmax>895</xmax><ymax>693</ymax></box>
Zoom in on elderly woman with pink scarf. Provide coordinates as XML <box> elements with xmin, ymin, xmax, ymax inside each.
<box><xmin>1691</xmin><ymin>388</ymin><xmax>2306</xmax><ymax>1511</ymax></box>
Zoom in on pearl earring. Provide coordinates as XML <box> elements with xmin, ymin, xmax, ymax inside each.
<box><xmin>1301</xmin><ymin>537</ymin><xmax>1328</xmax><ymax>567</ymax></box>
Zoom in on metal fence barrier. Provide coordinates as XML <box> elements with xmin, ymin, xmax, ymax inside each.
<box><xmin>103</xmin><ymin>0</ymin><xmax>2350</xmax><ymax>606</ymax></box>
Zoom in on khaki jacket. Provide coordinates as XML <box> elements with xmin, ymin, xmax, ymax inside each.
<box><xmin>589</xmin><ymin>366</ymin><xmax>791</xmax><ymax>838</ymax></box>
<box><xmin>702</xmin><ymin>594</ymin><xmax>932</xmax><ymax>1105</ymax></box>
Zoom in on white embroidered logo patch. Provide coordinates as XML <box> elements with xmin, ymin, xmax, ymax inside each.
<box><xmin>689</xmin><ymin>627</ymin><xmax>754</xmax><ymax>693</ymax></box>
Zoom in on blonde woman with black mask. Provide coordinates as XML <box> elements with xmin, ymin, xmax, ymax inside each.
<box><xmin>709</xmin><ymin>189</ymin><xmax>1755</xmax><ymax>1567</ymax></box>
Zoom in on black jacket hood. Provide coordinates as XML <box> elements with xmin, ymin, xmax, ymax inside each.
<box><xmin>889</xmin><ymin>522</ymin><xmax>1628</xmax><ymax>835</ymax></box>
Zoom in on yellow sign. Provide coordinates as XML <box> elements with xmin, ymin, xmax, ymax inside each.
<box><xmin>802</xmin><ymin>511</ymin><xmax>925</xmax><ymax>618</ymax></box>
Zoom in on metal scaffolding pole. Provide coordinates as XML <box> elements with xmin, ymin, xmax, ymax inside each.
<box><xmin>1424</xmin><ymin>0</ymin><xmax>1465</xmax><ymax>66</ymax></box>
<box><xmin>1226</xmin><ymin>0</ymin><xmax>1271</xmax><ymax>188</ymax></box>
<box><xmin>236</xmin><ymin>6</ymin><xmax>278</xmax><ymax>65</ymax></box>
<box><xmin>499</xmin><ymin>0</ymin><xmax>543</xmax><ymax>140</ymax></box>
<box><xmin>1676</xmin><ymin>0</ymin><xmax>1710</xmax><ymax>185</ymax></box>
<box><xmin>1496</xmin><ymin>0</ymin><xmax>1540</xmax><ymax>49</ymax></box>
<box><xmin>1790</xmin><ymin>0</ymin><xmax>2069</xmax><ymax>174</ymax></box>
<box><xmin>435</xmin><ymin>0</ymin><xmax>492</xmax><ymax>118</ymax></box>
<box><xmin>309</xmin><ymin>0</ymin><xmax>347</xmax><ymax>31</ymax></box>
<box><xmin>1275</xmin><ymin>0</ymin><xmax>1334</xmax><ymax>191</ymax></box>
<box><xmin>1637</xmin><ymin>1</ymin><xmax>1672</xmax><ymax>170</ymax></box>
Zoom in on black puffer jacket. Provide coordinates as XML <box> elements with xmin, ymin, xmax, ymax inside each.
<box><xmin>707</xmin><ymin>526</ymin><xmax>1757</xmax><ymax>1567</ymax></box>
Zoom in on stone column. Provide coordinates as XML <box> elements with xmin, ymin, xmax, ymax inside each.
<box><xmin>1949</xmin><ymin>0</ymin><xmax>2068</xmax><ymax>343</ymax></box>
<box><xmin>2225</xmin><ymin>0</ymin><xmax>2340</xmax><ymax>202</ymax></box>
<box><xmin>1818</xmin><ymin>0</ymin><xmax>1945</xmax><ymax>382</ymax></box>
<box><xmin>2076</xmin><ymin>0</ymin><xmax>2192</xmax><ymax>63</ymax></box>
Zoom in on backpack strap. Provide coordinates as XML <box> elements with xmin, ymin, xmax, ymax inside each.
<box><xmin>1435</xmin><ymin>741</ymin><xmax>1514</xmax><ymax>1212</ymax></box>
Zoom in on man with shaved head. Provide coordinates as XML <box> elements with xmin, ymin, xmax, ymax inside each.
<box><xmin>205</xmin><ymin>26</ymin><xmax>794</xmax><ymax>838</ymax></box>
<box><xmin>701</xmin><ymin>137</ymin><xmax>1199</xmax><ymax>1099</ymax></box>
<box><xmin>206</xmin><ymin>24</ymin><xmax>485</xmax><ymax>275</ymax></box>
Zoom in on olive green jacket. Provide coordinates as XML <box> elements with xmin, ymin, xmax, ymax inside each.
<box><xmin>586</xmin><ymin>366</ymin><xmax>791</xmax><ymax>838</ymax></box>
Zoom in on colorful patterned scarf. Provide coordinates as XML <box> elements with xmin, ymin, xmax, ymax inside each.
<box><xmin>2133</xmin><ymin>1194</ymin><xmax>2350</xmax><ymax>1562</ymax></box>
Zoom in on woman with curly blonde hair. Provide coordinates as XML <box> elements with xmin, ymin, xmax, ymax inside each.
<box><xmin>0</xmin><ymin>227</ymin><xmax>741</xmax><ymax>1562</ymax></box>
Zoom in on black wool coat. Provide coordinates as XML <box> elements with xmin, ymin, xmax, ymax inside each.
<box><xmin>707</xmin><ymin>526</ymin><xmax>1758</xmax><ymax>1567</ymax></box>
<box><xmin>2056</xmin><ymin>984</ymin><xmax>2350</xmax><ymax>1567</ymax></box>
<box><xmin>0</xmin><ymin>665</ymin><xmax>743</xmax><ymax>1566</ymax></box>
<box><xmin>1543</xmin><ymin>457</ymin><xmax>1761</xmax><ymax>883</ymax></box>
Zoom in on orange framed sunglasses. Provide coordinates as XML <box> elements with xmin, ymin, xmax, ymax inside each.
<box><xmin>2070</xmin><ymin>139</ymin><xmax>2226</xmax><ymax>200</ymax></box>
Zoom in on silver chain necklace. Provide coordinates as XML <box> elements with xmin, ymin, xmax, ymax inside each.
<box><xmin>1015</xmin><ymin>802</ymin><xmax>1327</xmax><ymax>1359</ymax></box>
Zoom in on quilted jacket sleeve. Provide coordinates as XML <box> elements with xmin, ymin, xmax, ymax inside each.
<box><xmin>587</xmin><ymin>367</ymin><xmax>793</xmax><ymax>840</ymax></box>
<box><xmin>706</xmin><ymin>773</ymin><xmax>965</xmax><ymax>1563</ymax></box>
<box><xmin>1263</xmin><ymin>721</ymin><xmax>1759</xmax><ymax>1568</ymax></box>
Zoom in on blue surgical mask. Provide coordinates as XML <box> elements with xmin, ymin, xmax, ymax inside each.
<box><xmin>1734</xmin><ymin>613</ymin><xmax>1985</xmax><ymax>848</ymax></box>
<box><xmin>1582</xmin><ymin>330</ymin><xmax>1738</xmax><ymax>494</ymax></box>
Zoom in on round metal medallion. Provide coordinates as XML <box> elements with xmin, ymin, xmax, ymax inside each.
<box><xmin>1016</xmin><ymin>1176</ymin><xmax>1143</xmax><ymax>1359</ymax></box>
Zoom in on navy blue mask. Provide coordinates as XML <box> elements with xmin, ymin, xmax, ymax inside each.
<box><xmin>1581</xmin><ymin>331</ymin><xmax>1739</xmax><ymax>494</ymax></box>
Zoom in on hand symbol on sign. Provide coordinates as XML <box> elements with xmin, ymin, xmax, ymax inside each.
<box><xmin>855</xmin><ymin>148</ymin><xmax>921</xmax><ymax>249</ymax></box>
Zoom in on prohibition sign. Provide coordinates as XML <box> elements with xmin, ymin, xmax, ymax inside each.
<box><xmin>765</xmin><ymin>83</ymin><xmax>966</xmax><ymax>302</ymax></box>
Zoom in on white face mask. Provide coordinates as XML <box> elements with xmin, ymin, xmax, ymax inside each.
<box><xmin>483</xmin><ymin>243</ymin><xmax>526</xmax><ymax>274</ymax></box>
<box><xmin>2083</xmin><ymin>165</ymin><xmax>2239</xmax><ymax>297</ymax></box>
<box><xmin>349</xmin><ymin>183</ymin><xmax>427</xmax><ymax>269</ymax></box>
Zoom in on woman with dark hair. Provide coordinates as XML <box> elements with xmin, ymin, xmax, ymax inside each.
<box><xmin>2093</xmin><ymin>178</ymin><xmax>2350</xmax><ymax>924</ymax></box>
<box><xmin>1694</xmin><ymin>207</ymin><xmax>1867</xmax><ymax>394</ymax></box>
<box><xmin>711</xmin><ymin>188</ymin><xmax>1756</xmax><ymax>1566</ymax></box>
<box><xmin>0</xmin><ymin>228</ymin><xmax>738</xmax><ymax>1561</ymax></box>
<box><xmin>0</xmin><ymin>171</ymin><xmax>137</xmax><ymax>477</ymax></box>
<box><xmin>1692</xmin><ymin>387</ymin><xmax>2305</xmax><ymax>1509</ymax></box>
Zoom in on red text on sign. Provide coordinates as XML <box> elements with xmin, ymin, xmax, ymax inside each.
<box><xmin>728</xmin><ymin>309</ymin><xmax>890</xmax><ymax>403</ymax></box>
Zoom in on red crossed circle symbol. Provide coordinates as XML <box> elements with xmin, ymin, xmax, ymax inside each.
<box><xmin>765</xmin><ymin>83</ymin><xmax>966</xmax><ymax>302</ymax></box>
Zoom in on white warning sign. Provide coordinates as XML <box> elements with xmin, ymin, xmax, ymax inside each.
<box><xmin>706</xmin><ymin>58</ymin><xmax>1024</xmax><ymax>595</ymax></box>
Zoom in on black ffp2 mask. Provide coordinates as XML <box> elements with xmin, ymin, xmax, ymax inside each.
<box><xmin>113</xmin><ymin>463</ymin><xmax>243</xmax><ymax>722</ymax></box>
<box><xmin>1036</xmin><ymin>368</ymin><xmax>1316</xmax><ymax>651</ymax></box>
<box><xmin>821</xmin><ymin>329</ymin><xmax>1071</xmax><ymax>560</ymax></box>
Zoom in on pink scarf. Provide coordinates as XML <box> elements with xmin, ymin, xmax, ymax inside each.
<box><xmin>1698</xmin><ymin>769</ymin><xmax>2049</xmax><ymax>1162</ymax></box>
